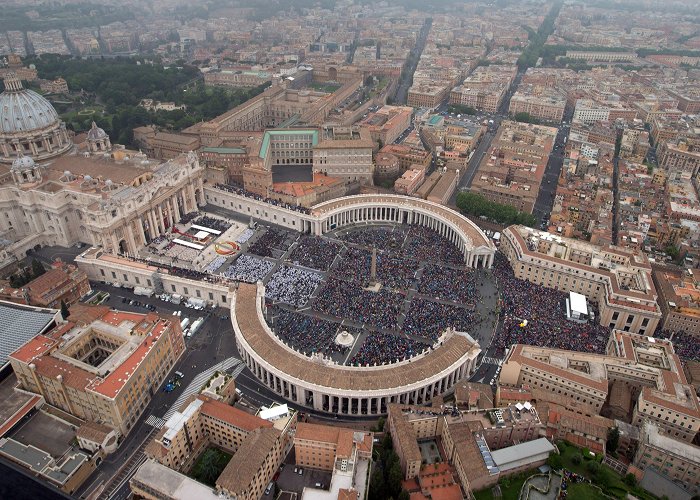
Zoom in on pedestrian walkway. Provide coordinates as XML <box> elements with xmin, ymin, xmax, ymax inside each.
<box><xmin>161</xmin><ymin>357</ymin><xmax>242</xmax><ymax>421</ymax></box>
<box><xmin>482</xmin><ymin>357</ymin><xmax>503</xmax><ymax>366</ymax></box>
<box><xmin>144</xmin><ymin>415</ymin><xmax>166</xmax><ymax>429</ymax></box>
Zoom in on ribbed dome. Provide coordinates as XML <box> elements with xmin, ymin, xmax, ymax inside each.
<box><xmin>11</xmin><ymin>153</ymin><xmax>35</xmax><ymax>171</ymax></box>
<box><xmin>87</xmin><ymin>121</ymin><xmax>107</xmax><ymax>141</ymax></box>
<box><xmin>0</xmin><ymin>74</ymin><xmax>61</xmax><ymax>135</ymax></box>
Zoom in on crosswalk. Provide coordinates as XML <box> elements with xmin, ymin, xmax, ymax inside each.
<box><xmin>162</xmin><ymin>357</ymin><xmax>243</xmax><ymax>422</ymax></box>
<box><xmin>144</xmin><ymin>415</ymin><xmax>166</xmax><ymax>429</ymax></box>
<box><xmin>482</xmin><ymin>357</ymin><xmax>503</xmax><ymax>366</ymax></box>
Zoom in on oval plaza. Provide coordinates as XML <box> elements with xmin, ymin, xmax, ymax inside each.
<box><xmin>229</xmin><ymin>193</ymin><xmax>495</xmax><ymax>416</ymax></box>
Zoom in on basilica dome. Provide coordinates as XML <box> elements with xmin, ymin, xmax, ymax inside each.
<box><xmin>0</xmin><ymin>73</ymin><xmax>72</xmax><ymax>164</ymax></box>
<box><xmin>11</xmin><ymin>153</ymin><xmax>35</xmax><ymax>171</ymax></box>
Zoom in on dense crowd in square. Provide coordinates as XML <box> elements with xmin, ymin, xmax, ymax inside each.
<box><xmin>655</xmin><ymin>329</ymin><xmax>699</xmax><ymax>362</ymax></box>
<box><xmin>287</xmin><ymin>236</ymin><xmax>341</xmax><ymax>271</ymax></box>
<box><xmin>313</xmin><ymin>277</ymin><xmax>404</xmax><ymax>331</ymax></box>
<box><xmin>492</xmin><ymin>253</ymin><xmax>610</xmax><ymax>355</ymax></box>
<box><xmin>249</xmin><ymin>227</ymin><xmax>294</xmax><ymax>257</ymax></box>
<box><xmin>265</xmin><ymin>266</ymin><xmax>323</xmax><ymax>307</ymax></box>
<box><xmin>222</xmin><ymin>255</ymin><xmax>274</xmax><ymax>282</ymax></box>
<box><xmin>349</xmin><ymin>331</ymin><xmax>427</xmax><ymax>366</ymax></box>
<box><xmin>403</xmin><ymin>299</ymin><xmax>478</xmax><ymax>341</ymax></box>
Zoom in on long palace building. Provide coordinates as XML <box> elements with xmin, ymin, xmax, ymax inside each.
<box><xmin>500</xmin><ymin>225</ymin><xmax>662</xmax><ymax>335</ymax></box>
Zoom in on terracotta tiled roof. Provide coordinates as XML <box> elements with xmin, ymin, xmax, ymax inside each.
<box><xmin>198</xmin><ymin>395</ymin><xmax>272</xmax><ymax>432</ymax></box>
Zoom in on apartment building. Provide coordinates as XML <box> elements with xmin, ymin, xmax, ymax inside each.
<box><xmin>634</xmin><ymin>422</ymin><xmax>700</xmax><ymax>495</ymax></box>
<box><xmin>407</xmin><ymin>83</ymin><xmax>450</xmax><ymax>109</ymax></box>
<box><xmin>470</xmin><ymin>121</ymin><xmax>556</xmax><ymax>213</ymax></box>
<box><xmin>449</xmin><ymin>66</ymin><xmax>517</xmax><ymax>113</ymax></box>
<box><xmin>500</xmin><ymin>225</ymin><xmax>663</xmax><ymax>334</ymax></box>
<box><xmin>653</xmin><ymin>268</ymin><xmax>700</xmax><ymax>335</ymax></box>
<box><xmin>360</xmin><ymin>105</ymin><xmax>413</xmax><ymax>148</ymax></box>
<box><xmin>10</xmin><ymin>307</ymin><xmax>186</xmax><ymax>436</ymax></box>
<box><xmin>294</xmin><ymin>422</ymin><xmax>373</xmax><ymax>473</ymax></box>
<box><xmin>394</xmin><ymin>168</ymin><xmax>425</xmax><ymax>195</ymax></box>
<box><xmin>564</xmin><ymin>51</ymin><xmax>637</xmax><ymax>63</ymax></box>
<box><xmin>379</xmin><ymin>144</ymin><xmax>432</xmax><ymax>172</ymax></box>
<box><xmin>508</xmin><ymin>85</ymin><xmax>566</xmax><ymax>122</ymax></box>
<box><xmin>499</xmin><ymin>330</ymin><xmax>700</xmax><ymax>443</ymax></box>
<box><xmin>141</xmin><ymin>394</ymin><xmax>291</xmax><ymax>500</ymax></box>
<box><xmin>658</xmin><ymin>138</ymin><xmax>700</xmax><ymax>178</ymax></box>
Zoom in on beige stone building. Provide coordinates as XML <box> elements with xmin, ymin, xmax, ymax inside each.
<box><xmin>634</xmin><ymin>422</ymin><xmax>700</xmax><ymax>495</ymax></box>
<box><xmin>500</xmin><ymin>225</ymin><xmax>663</xmax><ymax>334</ymax></box>
<box><xmin>359</xmin><ymin>105</ymin><xmax>414</xmax><ymax>148</ymax></box>
<box><xmin>388</xmin><ymin>402</ymin><xmax>550</xmax><ymax>496</ymax></box>
<box><xmin>137</xmin><ymin>394</ymin><xmax>291</xmax><ymax>500</ymax></box>
<box><xmin>654</xmin><ymin>268</ymin><xmax>700</xmax><ymax>335</ymax></box>
<box><xmin>294</xmin><ymin>422</ymin><xmax>373</xmax><ymax>473</ymax></box>
<box><xmin>471</xmin><ymin>121</ymin><xmax>556</xmax><ymax>213</ymax></box>
<box><xmin>499</xmin><ymin>330</ymin><xmax>700</xmax><ymax>443</ymax></box>
<box><xmin>0</xmin><ymin>149</ymin><xmax>205</xmax><ymax>262</ymax></box>
<box><xmin>407</xmin><ymin>83</ymin><xmax>450</xmax><ymax>109</ymax></box>
<box><xmin>508</xmin><ymin>86</ymin><xmax>566</xmax><ymax>122</ymax></box>
<box><xmin>9</xmin><ymin>307</ymin><xmax>186</xmax><ymax>436</ymax></box>
<box><xmin>658</xmin><ymin>138</ymin><xmax>700</xmax><ymax>178</ymax></box>
<box><xmin>313</xmin><ymin>126</ymin><xmax>374</xmax><ymax>184</ymax></box>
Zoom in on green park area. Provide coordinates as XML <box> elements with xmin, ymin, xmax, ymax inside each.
<box><xmin>26</xmin><ymin>54</ymin><xmax>267</xmax><ymax>147</ymax></box>
<box><xmin>189</xmin><ymin>447</ymin><xmax>232</xmax><ymax>487</ymax></box>
<box><xmin>456</xmin><ymin>192</ymin><xmax>537</xmax><ymax>228</ymax></box>
<box><xmin>309</xmin><ymin>81</ymin><xmax>343</xmax><ymax>93</ymax></box>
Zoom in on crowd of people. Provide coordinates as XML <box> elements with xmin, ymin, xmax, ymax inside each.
<box><xmin>313</xmin><ymin>277</ymin><xmax>404</xmax><ymax>331</ymax></box>
<box><xmin>249</xmin><ymin>227</ymin><xmax>293</xmax><ymax>258</ymax></box>
<box><xmin>214</xmin><ymin>183</ymin><xmax>311</xmax><ymax>214</ymax></box>
<box><xmin>204</xmin><ymin>256</ymin><xmax>227</xmax><ymax>274</ymax></box>
<box><xmin>236</xmin><ymin>228</ymin><xmax>255</xmax><ymax>245</ymax></box>
<box><xmin>349</xmin><ymin>331</ymin><xmax>427</xmax><ymax>366</ymax></box>
<box><xmin>404</xmin><ymin>226</ymin><xmax>464</xmax><ymax>266</ymax></box>
<box><xmin>270</xmin><ymin>307</ymin><xmax>345</xmax><ymax>357</ymax></box>
<box><xmin>222</xmin><ymin>255</ymin><xmax>274</xmax><ymax>282</ymax></box>
<box><xmin>492</xmin><ymin>254</ymin><xmax>609</xmax><ymax>355</ymax></box>
<box><xmin>339</xmin><ymin>226</ymin><xmax>408</xmax><ymax>251</ymax></box>
<box><xmin>178</xmin><ymin>211</ymin><xmax>200</xmax><ymax>224</ymax></box>
<box><xmin>193</xmin><ymin>215</ymin><xmax>231</xmax><ymax>233</ymax></box>
<box><xmin>655</xmin><ymin>329</ymin><xmax>700</xmax><ymax>362</ymax></box>
<box><xmin>403</xmin><ymin>298</ymin><xmax>478</xmax><ymax>341</ymax></box>
<box><xmin>334</xmin><ymin>246</ymin><xmax>418</xmax><ymax>290</ymax></box>
<box><xmin>265</xmin><ymin>266</ymin><xmax>323</xmax><ymax>307</ymax></box>
<box><xmin>288</xmin><ymin>236</ymin><xmax>341</xmax><ymax>271</ymax></box>
<box><xmin>418</xmin><ymin>263</ymin><xmax>479</xmax><ymax>303</ymax></box>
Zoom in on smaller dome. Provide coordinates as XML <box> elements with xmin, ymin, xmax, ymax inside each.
<box><xmin>63</xmin><ymin>170</ymin><xmax>72</xmax><ymax>177</ymax></box>
<box><xmin>87</xmin><ymin>121</ymin><xmax>107</xmax><ymax>141</ymax></box>
<box><xmin>11</xmin><ymin>153</ymin><xmax>34</xmax><ymax>171</ymax></box>
<box><xmin>84</xmin><ymin>175</ymin><xmax>93</xmax><ymax>181</ymax></box>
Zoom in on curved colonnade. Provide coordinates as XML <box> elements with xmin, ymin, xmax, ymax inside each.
<box><xmin>230</xmin><ymin>194</ymin><xmax>492</xmax><ymax>415</ymax></box>
<box><xmin>231</xmin><ymin>283</ymin><xmax>482</xmax><ymax>416</ymax></box>
<box><xmin>307</xmin><ymin>194</ymin><xmax>496</xmax><ymax>268</ymax></box>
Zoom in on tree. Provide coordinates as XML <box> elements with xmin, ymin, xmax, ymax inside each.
<box><xmin>60</xmin><ymin>300</ymin><xmax>70</xmax><ymax>320</ymax></box>
<box><xmin>398</xmin><ymin>490</ymin><xmax>411</xmax><ymax>500</ymax></box>
<box><xmin>388</xmin><ymin>461</ymin><xmax>403</xmax><ymax>497</ymax></box>
<box><xmin>571</xmin><ymin>453</ymin><xmax>582</xmax><ymax>465</ymax></box>
<box><xmin>606</xmin><ymin>427</ymin><xmax>620</xmax><ymax>455</ymax></box>
<box><xmin>586</xmin><ymin>460</ymin><xmax>600</xmax><ymax>474</ymax></box>
<box><xmin>665</xmin><ymin>245</ymin><xmax>680</xmax><ymax>261</ymax></box>
<box><xmin>547</xmin><ymin>453</ymin><xmax>563</xmax><ymax>470</ymax></box>
<box><xmin>624</xmin><ymin>473</ymin><xmax>637</xmax><ymax>487</ymax></box>
<box><xmin>374</xmin><ymin>416</ymin><xmax>386</xmax><ymax>432</ymax></box>
<box><xmin>369</xmin><ymin>468</ymin><xmax>387</xmax><ymax>500</ymax></box>
<box><xmin>31</xmin><ymin>259</ymin><xmax>46</xmax><ymax>279</ymax></box>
